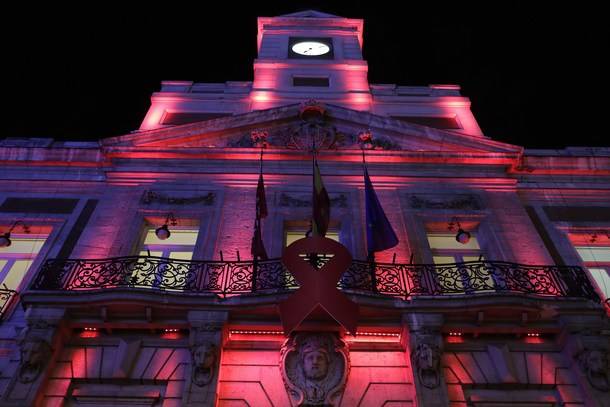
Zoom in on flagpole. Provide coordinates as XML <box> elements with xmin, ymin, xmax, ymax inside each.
<box><xmin>362</xmin><ymin>145</ymin><xmax>378</xmax><ymax>293</ymax></box>
<box><xmin>253</xmin><ymin>146</ymin><xmax>263</xmax><ymax>291</ymax></box>
<box><xmin>309</xmin><ymin>135</ymin><xmax>319</xmax><ymax>267</ymax></box>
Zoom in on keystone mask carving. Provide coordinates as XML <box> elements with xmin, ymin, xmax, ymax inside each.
<box><xmin>280</xmin><ymin>332</ymin><xmax>349</xmax><ymax>406</ymax></box>
<box><xmin>576</xmin><ymin>349</ymin><xmax>609</xmax><ymax>392</ymax></box>
<box><xmin>191</xmin><ymin>341</ymin><xmax>218</xmax><ymax>387</ymax></box>
<box><xmin>18</xmin><ymin>336</ymin><xmax>51</xmax><ymax>383</ymax></box>
<box><xmin>412</xmin><ymin>342</ymin><xmax>442</xmax><ymax>389</ymax></box>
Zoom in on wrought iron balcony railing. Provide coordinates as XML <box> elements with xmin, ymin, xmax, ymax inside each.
<box><xmin>28</xmin><ymin>256</ymin><xmax>601</xmax><ymax>303</ymax></box>
<box><xmin>0</xmin><ymin>288</ymin><xmax>17</xmax><ymax>320</ymax></box>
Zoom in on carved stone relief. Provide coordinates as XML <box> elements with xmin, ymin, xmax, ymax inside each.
<box><xmin>141</xmin><ymin>190</ymin><xmax>215</xmax><ymax>206</ymax></box>
<box><xmin>279</xmin><ymin>193</ymin><xmax>348</xmax><ymax>208</ymax></box>
<box><xmin>280</xmin><ymin>332</ymin><xmax>349</xmax><ymax>406</ymax></box>
<box><xmin>408</xmin><ymin>194</ymin><xmax>481</xmax><ymax>210</ymax></box>
<box><xmin>190</xmin><ymin>341</ymin><xmax>218</xmax><ymax>387</ymax></box>
<box><xmin>411</xmin><ymin>341</ymin><xmax>442</xmax><ymax>389</ymax></box>
<box><xmin>575</xmin><ymin>349</ymin><xmax>609</xmax><ymax>392</ymax></box>
<box><xmin>18</xmin><ymin>333</ymin><xmax>51</xmax><ymax>383</ymax></box>
<box><xmin>225</xmin><ymin>120</ymin><xmax>401</xmax><ymax>151</ymax></box>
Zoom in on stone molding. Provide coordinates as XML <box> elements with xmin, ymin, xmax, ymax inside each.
<box><xmin>408</xmin><ymin>194</ymin><xmax>481</xmax><ymax>210</ymax></box>
<box><xmin>141</xmin><ymin>190</ymin><xmax>215</xmax><ymax>206</ymax></box>
<box><xmin>279</xmin><ymin>192</ymin><xmax>348</xmax><ymax>208</ymax></box>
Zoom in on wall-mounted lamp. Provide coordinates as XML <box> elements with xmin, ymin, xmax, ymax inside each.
<box><xmin>358</xmin><ymin>129</ymin><xmax>374</xmax><ymax>150</ymax></box>
<box><xmin>0</xmin><ymin>221</ymin><xmax>31</xmax><ymax>248</ymax></box>
<box><xmin>448</xmin><ymin>217</ymin><xmax>471</xmax><ymax>245</ymax></box>
<box><xmin>155</xmin><ymin>213</ymin><xmax>177</xmax><ymax>240</ymax></box>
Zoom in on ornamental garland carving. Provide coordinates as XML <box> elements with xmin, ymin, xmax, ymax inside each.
<box><xmin>409</xmin><ymin>194</ymin><xmax>481</xmax><ymax>210</ymax></box>
<box><xmin>141</xmin><ymin>190</ymin><xmax>215</xmax><ymax>206</ymax></box>
<box><xmin>279</xmin><ymin>193</ymin><xmax>348</xmax><ymax>208</ymax></box>
<box><xmin>226</xmin><ymin>120</ymin><xmax>401</xmax><ymax>151</ymax></box>
<box><xmin>280</xmin><ymin>332</ymin><xmax>349</xmax><ymax>406</ymax></box>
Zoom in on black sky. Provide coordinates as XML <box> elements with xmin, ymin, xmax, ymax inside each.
<box><xmin>4</xmin><ymin>3</ymin><xmax>608</xmax><ymax>148</ymax></box>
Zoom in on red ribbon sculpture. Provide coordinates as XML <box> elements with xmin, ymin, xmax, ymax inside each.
<box><xmin>279</xmin><ymin>236</ymin><xmax>359</xmax><ymax>334</ymax></box>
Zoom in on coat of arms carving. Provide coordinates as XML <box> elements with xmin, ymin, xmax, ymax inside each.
<box><xmin>280</xmin><ymin>332</ymin><xmax>349</xmax><ymax>406</ymax></box>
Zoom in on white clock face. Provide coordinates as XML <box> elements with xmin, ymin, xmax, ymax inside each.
<box><xmin>291</xmin><ymin>41</ymin><xmax>330</xmax><ymax>56</ymax></box>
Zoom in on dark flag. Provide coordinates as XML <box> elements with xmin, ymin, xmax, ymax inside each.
<box><xmin>251</xmin><ymin>172</ymin><xmax>269</xmax><ymax>260</ymax></box>
<box><xmin>312</xmin><ymin>157</ymin><xmax>330</xmax><ymax>237</ymax></box>
<box><xmin>255</xmin><ymin>172</ymin><xmax>268</xmax><ymax>219</ymax></box>
<box><xmin>364</xmin><ymin>166</ymin><xmax>398</xmax><ymax>256</ymax></box>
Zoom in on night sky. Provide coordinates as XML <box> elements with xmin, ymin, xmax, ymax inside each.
<box><xmin>4</xmin><ymin>3</ymin><xmax>607</xmax><ymax>149</ymax></box>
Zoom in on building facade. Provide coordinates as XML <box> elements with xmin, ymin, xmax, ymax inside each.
<box><xmin>1</xmin><ymin>10</ymin><xmax>609</xmax><ymax>407</ymax></box>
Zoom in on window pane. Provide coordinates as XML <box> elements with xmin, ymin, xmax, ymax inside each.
<box><xmin>139</xmin><ymin>251</ymin><xmax>163</xmax><ymax>257</ymax></box>
<box><xmin>463</xmin><ymin>255</ymin><xmax>484</xmax><ymax>262</ymax></box>
<box><xmin>0</xmin><ymin>235</ymin><xmax>48</xmax><ymax>290</ymax></box>
<box><xmin>0</xmin><ymin>237</ymin><xmax>47</xmax><ymax>255</ymax></box>
<box><xmin>3</xmin><ymin>260</ymin><xmax>33</xmax><ymax>290</ymax></box>
<box><xmin>588</xmin><ymin>268</ymin><xmax>610</xmax><ymax>299</ymax></box>
<box><xmin>169</xmin><ymin>252</ymin><xmax>193</xmax><ymax>261</ymax></box>
<box><xmin>427</xmin><ymin>233</ymin><xmax>480</xmax><ymax>250</ymax></box>
<box><xmin>433</xmin><ymin>256</ymin><xmax>455</xmax><ymax>264</ymax></box>
<box><xmin>575</xmin><ymin>246</ymin><xmax>610</xmax><ymax>263</ymax></box>
<box><xmin>143</xmin><ymin>229</ymin><xmax>199</xmax><ymax>246</ymax></box>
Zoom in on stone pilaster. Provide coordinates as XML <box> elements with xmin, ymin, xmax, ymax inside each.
<box><xmin>1</xmin><ymin>307</ymin><xmax>66</xmax><ymax>407</ymax></box>
<box><xmin>402</xmin><ymin>313</ymin><xmax>449</xmax><ymax>407</ymax></box>
<box><xmin>559</xmin><ymin>315</ymin><xmax>610</xmax><ymax>407</ymax></box>
<box><xmin>183</xmin><ymin>310</ymin><xmax>229</xmax><ymax>407</ymax></box>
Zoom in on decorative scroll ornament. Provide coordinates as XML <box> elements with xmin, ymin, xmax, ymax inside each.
<box><xmin>409</xmin><ymin>194</ymin><xmax>481</xmax><ymax>210</ymax></box>
<box><xmin>279</xmin><ymin>193</ymin><xmax>348</xmax><ymax>208</ymax></box>
<box><xmin>191</xmin><ymin>341</ymin><xmax>218</xmax><ymax>387</ymax></box>
<box><xmin>18</xmin><ymin>333</ymin><xmax>51</xmax><ymax>383</ymax></box>
<box><xmin>280</xmin><ymin>332</ymin><xmax>349</xmax><ymax>406</ymax></box>
<box><xmin>141</xmin><ymin>190</ymin><xmax>215</xmax><ymax>206</ymax></box>
<box><xmin>576</xmin><ymin>349</ymin><xmax>609</xmax><ymax>392</ymax></box>
<box><xmin>412</xmin><ymin>341</ymin><xmax>442</xmax><ymax>389</ymax></box>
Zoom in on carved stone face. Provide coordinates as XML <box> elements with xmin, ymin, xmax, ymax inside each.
<box><xmin>303</xmin><ymin>349</ymin><xmax>329</xmax><ymax>380</ymax></box>
<box><xmin>192</xmin><ymin>343</ymin><xmax>216</xmax><ymax>370</ymax></box>
<box><xmin>417</xmin><ymin>343</ymin><xmax>440</xmax><ymax>370</ymax></box>
<box><xmin>586</xmin><ymin>350</ymin><xmax>608</xmax><ymax>374</ymax></box>
<box><xmin>18</xmin><ymin>338</ymin><xmax>50</xmax><ymax>383</ymax></box>
<box><xmin>21</xmin><ymin>339</ymin><xmax>45</xmax><ymax>367</ymax></box>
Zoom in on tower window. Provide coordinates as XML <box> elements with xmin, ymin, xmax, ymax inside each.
<box><xmin>391</xmin><ymin>116</ymin><xmax>461</xmax><ymax>130</ymax></box>
<box><xmin>293</xmin><ymin>77</ymin><xmax>330</xmax><ymax>87</ymax></box>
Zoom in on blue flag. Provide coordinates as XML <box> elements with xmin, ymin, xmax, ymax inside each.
<box><xmin>365</xmin><ymin>166</ymin><xmax>398</xmax><ymax>256</ymax></box>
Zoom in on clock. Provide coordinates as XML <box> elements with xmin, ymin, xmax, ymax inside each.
<box><xmin>291</xmin><ymin>41</ymin><xmax>330</xmax><ymax>56</ymax></box>
<box><xmin>288</xmin><ymin>37</ymin><xmax>334</xmax><ymax>59</ymax></box>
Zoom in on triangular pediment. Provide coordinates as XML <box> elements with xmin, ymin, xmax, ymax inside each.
<box><xmin>101</xmin><ymin>103</ymin><xmax>522</xmax><ymax>155</ymax></box>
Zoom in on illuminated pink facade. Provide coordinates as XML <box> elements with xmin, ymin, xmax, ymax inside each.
<box><xmin>0</xmin><ymin>10</ymin><xmax>609</xmax><ymax>407</ymax></box>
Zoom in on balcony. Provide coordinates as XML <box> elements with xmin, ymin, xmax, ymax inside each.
<box><xmin>28</xmin><ymin>256</ymin><xmax>601</xmax><ymax>303</ymax></box>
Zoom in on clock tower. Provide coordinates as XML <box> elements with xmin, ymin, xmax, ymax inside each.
<box><xmin>251</xmin><ymin>10</ymin><xmax>372</xmax><ymax>111</ymax></box>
